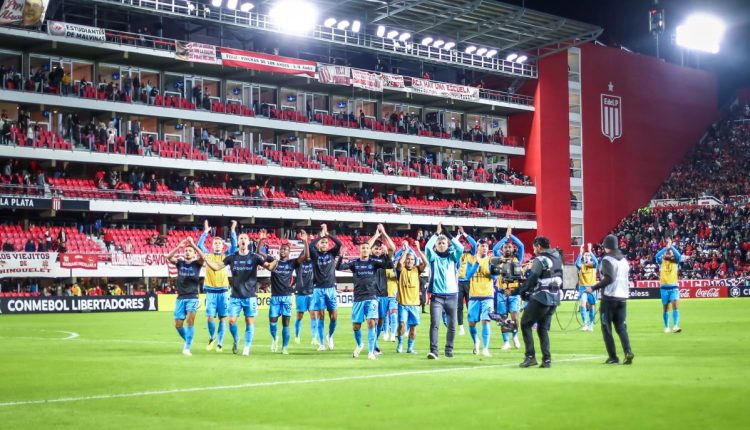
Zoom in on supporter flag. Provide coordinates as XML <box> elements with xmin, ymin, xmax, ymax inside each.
<box><xmin>0</xmin><ymin>0</ymin><xmax>50</xmax><ymax>27</ymax></box>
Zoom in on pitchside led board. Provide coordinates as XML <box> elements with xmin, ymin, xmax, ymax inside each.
<box><xmin>0</xmin><ymin>0</ymin><xmax>49</xmax><ymax>27</ymax></box>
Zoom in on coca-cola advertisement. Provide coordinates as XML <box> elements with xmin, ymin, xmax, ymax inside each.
<box><xmin>679</xmin><ymin>287</ymin><xmax>727</xmax><ymax>299</ymax></box>
<box><xmin>0</xmin><ymin>0</ymin><xmax>49</xmax><ymax>27</ymax></box>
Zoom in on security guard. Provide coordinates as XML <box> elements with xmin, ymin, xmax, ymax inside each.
<box><xmin>512</xmin><ymin>236</ymin><xmax>562</xmax><ymax>368</ymax></box>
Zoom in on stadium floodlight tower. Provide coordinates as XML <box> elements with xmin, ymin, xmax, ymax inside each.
<box><xmin>269</xmin><ymin>0</ymin><xmax>319</xmax><ymax>35</ymax></box>
<box><xmin>676</xmin><ymin>13</ymin><xmax>726</xmax><ymax>54</ymax></box>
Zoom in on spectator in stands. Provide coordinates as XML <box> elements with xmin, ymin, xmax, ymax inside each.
<box><xmin>2</xmin><ymin>240</ymin><xmax>14</xmax><ymax>251</ymax></box>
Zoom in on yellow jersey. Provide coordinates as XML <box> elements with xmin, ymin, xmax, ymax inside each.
<box><xmin>204</xmin><ymin>253</ymin><xmax>230</xmax><ymax>290</ymax></box>
<box><xmin>397</xmin><ymin>267</ymin><xmax>421</xmax><ymax>306</ymax></box>
<box><xmin>660</xmin><ymin>259</ymin><xmax>679</xmax><ymax>286</ymax></box>
<box><xmin>469</xmin><ymin>257</ymin><xmax>494</xmax><ymax>298</ymax></box>
<box><xmin>457</xmin><ymin>253</ymin><xmax>476</xmax><ymax>280</ymax></box>
<box><xmin>578</xmin><ymin>263</ymin><xmax>597</xmax><ymax>287</ymax></box>
<box><xmin>386</xmin><ymin>269</ymin><xmax>398</xmax><ymax>297</ymax></box>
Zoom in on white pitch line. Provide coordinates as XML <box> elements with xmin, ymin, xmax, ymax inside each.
<box><xmin>59</xmin><ymin>331</ymin><xmax>79</xmax><ymax>340</ymax></box>
<box><xmin>0</xmin><ymin>355</ymin><xmax>603</xmax><ymax>408</ymax></box>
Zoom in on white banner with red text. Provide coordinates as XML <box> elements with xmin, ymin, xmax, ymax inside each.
<box><xmin>219</xmin><ymin>48</ymin><xmax>316</xmax><ymax>77</ymax></box>
<box><xmin>317</xmin><ymin>64</ymin><xmax>351</xmax><ymax>85</ymax></box>
<box><xmin>175</xmin><ymin>41</ymin><xmax>220</xmax><ymax>65</ymax></box>
<box><xmin>381</xmin><ymin>73</ymin><xmax>405</xmax><ymax>89</ymax></box>
<box><xmin>351</xmin><ymin>69</ymin><xmax>383</xmax><ymax>92</ymax></box>
<box><xmin>409</xmin><ymin>77</ymin><xmax>479</xmax><ymax>101</ymax></box>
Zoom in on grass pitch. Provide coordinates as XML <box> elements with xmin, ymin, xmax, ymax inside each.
<box><xmin>0</xmin><ymin>299</ymin><xmax>748</xmax><ymax>429</ymax></box>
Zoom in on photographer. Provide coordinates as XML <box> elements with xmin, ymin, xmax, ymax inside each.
<box><xmin>511</xmin><ymin>236</ymin><xmax>562</xmax><ymax>368</ymax></box>
<box><xmin>491</xmin><ymin>227</ymin><xmax>525</xmax><ymax>349</ymax></box>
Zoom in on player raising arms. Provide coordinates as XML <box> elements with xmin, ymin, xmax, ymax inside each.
<box><xmin>310</xmin><ymin>224</ymin><xmax>342</xmax><ymax>351</ymax></box>
<box><xmin>368</xmin><ymin>224</ymin><xmax>396</xmax><ymax>353</ymax></box>
<box><xmin>204</xmin><ymin>230</ymin><xmax>272</xmax><ymax>356</ymax></box>
<box><xmin>337</xmin><ymin>240</ymin><xmax>393</xmax><ymax>360</ymax></box>
<box><xmin>492</xmin><ymin>227</ymin><xmax>525</xmax><ymax>349</ymax></box>
<box><xmin>197</xmin><ymin>220</ymin><xmax>237</xmax><ymax>352</ymax></box>
<box><xmin>466</xmin><ymin>236</ymin><xmax>495</xmax><ymax>356</ymax></box>
<box><xmin>656</xmin><ymin>238</ymin><xmax>682</xmax><ymax>333</ymax></box>
<box><xmin>396</xmin><ymin>241</ymin><xmax>427</xmax><ymax>354</ymax></box>
<box><xmin>166</xmin><ymin>236</ymin><xmax>207</xmax><ymax>356</ymax></box>
<box><xmin>262</xmin><ymin>230</ymin><xmax>310</xmax><ymax>355</ymax></box>
<box><xmin>576</xmin><ymin>243</ymin><xmax>599</xmax><ymax>332</ymax></box>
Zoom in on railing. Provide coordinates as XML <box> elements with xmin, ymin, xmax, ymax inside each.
<box><xmin>0</xmin><ymin>184</ymin><xmax>537</xmax><ymax>221</ymax></box>
<box><xmin>650</xmin><ymin>196</ymin><xmax>723</xmax><ymax>208</ymax></box>
<box><xmin>93</xmin><ymin>0</ymin><xmax>538</xmax><ymax>78</ymax></box>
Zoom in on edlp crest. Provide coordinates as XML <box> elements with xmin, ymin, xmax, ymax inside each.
<box><xmin>601</xmin><ymin>82</ymin><xmax>622</xmax><ymax>143</ymax></box>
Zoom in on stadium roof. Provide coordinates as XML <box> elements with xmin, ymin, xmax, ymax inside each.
<box><xmin>257</xmin><ymin>0</ymin><xmax>603</xmax><ymax>58</ymax></box>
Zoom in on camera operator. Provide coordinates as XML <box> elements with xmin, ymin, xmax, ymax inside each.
<box><xmin>491</xmin><ymin>226</ymin><xmax>525</xmax><ymax>350</ymax></box>
<box><xmin>510</xmin><ymin>236</ymin><xmax>562</xmax><ymax>368</ymax></box>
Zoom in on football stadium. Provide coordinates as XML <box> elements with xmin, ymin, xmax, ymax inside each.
<box><xmin>1</xmin><ymin>0</ymin><xmax>749</xmax><ymax>428</ymax></box>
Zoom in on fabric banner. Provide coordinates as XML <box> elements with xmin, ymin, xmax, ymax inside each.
<box><xmin>47</xmin><ymin>20</ymin><xmax>105</xmax><ymax>41</ymax></box>
<box><xmin>175</xmin><ymin>41</ymin><xmax>219</xmax><ymax>65</ymax></box>
<box><xmin>351</xmin><ymin>69</ymin><xmax>383</xmax><ymax>92</ymax></box>
<box><xmin>110</xmin><ymin>253</ymin><xmax>173</xmax><ymax>267</ymax></box>
<box><xmin>410</xmin><ymin>77</ymin><xmax>479</xmax><ymax>101</ymax></box>
<box><xmin>317</xmin><ymin>64</ymin><xmax>351</xmax><ymax>85</ymax></box>
<box><xmin>0</xmin><ymin>295</ymin><xmax>158</xmax><ymax>314</ymax></box>
<box><xmin>632</xmin><ymin>278</ymin><xmax>750</xmax><ymax>288</ymax></box>
<box><xmin>0</xmin><ymin>0</ymin><xmax>49</xmax><ymax>27</ymax></box>
<box><xmin>59</xmin><ymin>253</ymin><xmax>98</xmax><ymax>269</ymax></box>
<box><xmin>219</xmin><ymin>48</ymin><xmax>316</xmax><ymax>77</ymax></box>
<box><xmin>381</xmin><ymin>72</ymin><xmax>405</xmax><ymax>89</ymax></box>
<box><xmin>0</xmin><ymin>252</ymin><xmax>57</xmax><ymax>277</ymax></box>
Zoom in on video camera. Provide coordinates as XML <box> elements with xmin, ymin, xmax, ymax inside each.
<box><xmin>488</xmin><ymin>312</ymin><xmax>518</xmax><ymax>333</ymax></box>
<box><xmin>490</xmin><ymin>259</ymin><xmax>524</xmax><ymax>284</ymax></box>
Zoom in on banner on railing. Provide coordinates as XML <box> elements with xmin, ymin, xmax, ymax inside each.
<box><xmin>351</xmin><ymin>69</ymin><xmax>383</xmax><ymax>92</ymax></box>
<box><xmin>0</xmin><ymin>295</ymin><xmax>158</xmax><ymax>314</ymax></box>
<box><xmin>175</xmin><ymin>41</ymin><xmax>219</xmax><ymax>65</ymax></box>
<box><xmin>219</xmin><ymin>48</ymin><xmax>316</xmax><ymax>77</ymax></box>
<box><xmin>59</xmin><ymin>253</ymin><xmax>98</xmax><ymax>269</ymax></box>
<box><xmin>381</xmin><ymin>73</ymin><xmax>405</xmax><ymax>89</ymax></box>
<box><xmin>410</xmin><ymin>78</ymin><xmax>479</xmax><ymax>101</ymax></box>
<box><xmin>0</xmin><ymin>252</ymin><xmax>57</xmax><ymax>277</ymax></box>
<box><xmin>47</xmin><ymin>20</ymin><xmax>105</xmax><ymax>42</ymax></box>
<box><xmin>0</xmin><ymin>0</ymin><xmax>49</xmax><ymax>27</ymax></box>
<box><xmin>317</xmin><ymin>64</ymin><xmax>351</xmax><ymax>85</ymax></box>
<box><xmin>0</xmin><ymin>196</ymin><xmax>88</xmax><ymax>211</ymax></box>
<box><xmin>631</xmin><ymin>278</ymin><xmax>750</xmax><ymax>289</ymax></box>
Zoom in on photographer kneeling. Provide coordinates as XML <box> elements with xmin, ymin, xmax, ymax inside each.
<box><xmin>509</xmin><ymin>236</ymin><xmax>562</xmax><ymax>368</ymax></box>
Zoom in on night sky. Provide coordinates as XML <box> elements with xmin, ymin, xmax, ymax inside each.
<box><xmin>507</xmin><ymin>0</ymin><xmax>750</xmax><ymax>102</ymax></box>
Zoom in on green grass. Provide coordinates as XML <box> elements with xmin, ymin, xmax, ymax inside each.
<box><xmin>0</xmin><ymin>299</ymin><xmax>748</xmax><ymax>429</ymax></box>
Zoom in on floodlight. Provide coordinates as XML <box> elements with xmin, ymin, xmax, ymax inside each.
<box><xmin>398</xmin><ymin>32</ymin><xmax>411</xmax><ymax>42</ymax></box>
<box><xmin>324</xmin><ymin>17</ymin><xmax>337</xmax><ymax>27</ymax></box>
<box><xmin>486</xmin><ymin>49</ymin><xmax>498</xmax><ymax>58</ymax></box>
<box><xmin>337</xmin><ymin>20</ymin><xmax>350</xmax><ymax>30</ymax></box>
<box><xmin>506</xmin><ymin>53</ymin><xmax>517</xmax><ymax>61</ymax></box>
<box><xmin>465</xmin><ymin>45</ymin><xmax>477</xmax><ymax>54</ymax></box>
<box><xmin>386</xmin><ymin>30</ymin><xmax>399</xmax><ymax>39</ymax></box>
<box><xmin>269</xmin><ymin>0</ymin><xmax>319</xmax><ymax>35</ymax></box>
<box><xmin>516</xmin><ymin>55</ymin><xmax>528</xmax><ymax>63</ymax></box>
<box><xmin>676</xmin><ymin>13</ymin><xmax>725</xmax><ymax>54</ymax></box>
<box><xmin>227</xmin><ymin>0</ymin><xmax>238</xmax><ymax>9</ymax></box>
<box><xmin>187</xmin><ymin>2</ymin><xmax>196</xmax><ymax>11</ymax></box>
<box><xmin>432</xmin><ymin>39</ymin><xmax>444</xmax><ymax>48</ymax></box>
<box><xmin>239</xmin><ymin>2</ymin><xmax>254</xmax><ymax>12</ymax></box>
<box><xmin>476</xmin><ymin>47</ymin><xmax>487</xmax><ymax>56</ymax></box>
<box><xmin>377</xmin><ymin>25</ymin><xmax>386</xmax><ymax>37</ymax></box>
<box><xmin>351</xmin><ymin>20</ymin><xmax>361</xmax><ymax>32</ymax></box>
<box><xmin>443</xmin><ymin>42</ymin><xmax>455</xmax><ymax>50</ymax></box>
<box><xmin>211</xmin><ymin>0</ymin><xmax>222</xmax><ymax>7</ymax></box>
<box><xmin>421</xmin><ymin>37</ymin><xmax>433</xmax><ymax>46</ymax></box>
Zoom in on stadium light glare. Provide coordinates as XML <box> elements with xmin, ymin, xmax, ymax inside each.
<box><xmin>386</xmin><ymin>30</ymin><xmax>399</xmax><ymax>39</ymax></box>
<box><xmin>227</xmin><ymin>0</ymin><xmax>238</xmax><ymax>9</ymax></box>
<box><xmin>676</xmin><ymin>13</ymin><xmax>725</xmax><ymax>54</ymax></box>
<box><xmin>516</xmin><ymin>55</ymin><xmax>528</xmax><ymax>63</ymax></box>
<box><xmin>324</xmin><ymin>17</ymin><xmax>337</xmax><ymax>28</ymax></box>
<box><xmin>443</xmin><ymin>42</ymin><xmax>455</xmax><ymax>50</ymax></box>
<box><xmin>187</xmin><ymin>2</ymin><xmax>196</xmax><ymax>11</ymax></box>
<box><xmin>270</xmin><ymin>0</ymin><xmax>318</xmax><ymax>35</ymax></box>
<box><xmin>421</xmin><ymin>37</ymin><xmax>433</xmax><ymax>46</ymax></box>
<box><xmin>486</xmin><ymin>49</ymin><xmax>498</xmax><ymax>58</ymax></box>
<box><xmin>376</xmin><ymin>25</ymin><xmax>386</xmax><ymax>37</ymax></box>
<box><xmin>398</xmin><ymin>32</ymin><xmax>411</xmax><ymax>42</ymax></box>
<box><xmin>506</xmin><ymin>53</ymin><xmax>518</xmax><ymax>61</ymax></box>
<box><xmin>211</xmin><ymin>0</ymin><xmax>222</xmax><ymax>7</ymax></box>
<box><xmin>476</xmin><ymin>47</ymin><xmax>487</xmax><ymax>56</ymax></box>
<box><xmin>337</xmin><ymin>20</ymin><xmax>350</xmax><ymax>30</ymax></box>
<box><xmin>239</xmin><ymin>2</ymin><xmax>254</xmax><ymax>12</ymax></box>
<box><xmin>465</xmin><ymin>45</ymin><xmax>477</xmax><ymax>54</ymax></box>
<box><xmin>432</xmin><ymin>39</ymin><xmax>444</xmax><ymax>48</ymax></box>
<box><xmin>351</xmin><ymin>20</ymin><xmax>361</xmax><ymax>32</ymax></box>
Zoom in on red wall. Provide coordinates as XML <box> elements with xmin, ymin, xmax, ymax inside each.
<box><xmin>579</xmin><ymin>44</ymin><xmax>717</xmax><ymax>242</ymax></box>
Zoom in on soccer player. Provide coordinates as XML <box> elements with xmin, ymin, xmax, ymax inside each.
<box><xmin>426</xmin><ymin>222</ymin><xmax>464</xmax><ymax>360</ymax></box>
<box><xmin>337</xmin><ymin>241</ymin><xmax>393</xmax><ymax>360</ymax></box>
<box><xmin>466</xmin><ymin>240</ymin><xmax>494</xmax><ymax>357</ymax></box>
<box><xmin>456</xmin><ymin>226</ymin><xmax>477</xmax><ymax>336</ymax></box>
<box><xmin>310</xmin><ymin>223</ymin><xmax>342</xmax><ymax>351</ymax></box>
<box><xmin>656</xmin><ymin>238</ymin><xmax>682</xmax><ymax>333</ymax></box>
<box><xmin>576</xmin><ymin>243</ymin><xmax>599</xmax><ymax>332</ymax></box>
<box><xmin>385</xmin><ymin>263</ymin><xmax>399</xmax><ymax>342</ymax></box>
<box><xmin>166</xmin><ymin>237</ymin><xmax>207</xmax><ymax>356</ymax></box>
<box><xmin>368</xmin><ymin>224</ymin><xmax>396</xmax><ymax>353</ymax></box>
<box><xmin>396</xmin><ymin>241</ymin><xmax>427</xmax><ymax>353</ymax></box>
<box><xmin>204</xmin><ymin>231</ymin><xmax>271</xmax><ymax>356</ymax></box>
<box><xmin>197</xmin><ymin>219</ymin><xmax>237</xmax><ymax>352</ymax></box>
<box><xmin>293</xmin><ymin>251</ymin><xmax>316</xmax><ymax>345</ymax></box>
<box><xmin>492</xmin><ymin>227</ymin><xmax>525</xmax><ymax>349</ymax></box>
<box><xmin>262</xmin><ymin>230</ymin><xmax>309</xmax><ymax>355</ymax></box>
